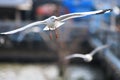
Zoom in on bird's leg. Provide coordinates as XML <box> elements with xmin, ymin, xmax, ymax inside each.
<box><xmin>49</xmin><ymin>28</ymin><xmax>53</xmax><ymax>40</ymax></box>
<box><xmin>54</xmin><ymin>26</ymin><xmax>59</xmax><ymax>39</ymax></box>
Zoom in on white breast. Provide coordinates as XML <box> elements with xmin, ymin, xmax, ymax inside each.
<box><xmin>46</xmin><ymin>18</ymin><xmax>55</xmax><ymax>28</ymax></box>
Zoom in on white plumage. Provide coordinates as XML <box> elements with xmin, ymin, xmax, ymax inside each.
<box><xmin>65</xmin><ymin>44</ymin><xmax>110</xmax><ymax>62</ymax></box>
<box><xmin>0</xmin><ymin>9</ymin><xmax>112</xmax><ymax>35</ymax></box>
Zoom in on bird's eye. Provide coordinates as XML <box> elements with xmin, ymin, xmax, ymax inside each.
<box><xmin>51</xmin><ymin>17</ymin><xmax>55</xmax><ymax>21</ymax></box>
<box><xmin>51</xmin><ymin>18</ymin><xmax>54</xmax><ymax>20</ymax></box>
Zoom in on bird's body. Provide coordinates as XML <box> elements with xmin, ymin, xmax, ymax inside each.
<box><xmin>83</xmin><ymin>54</ymin><xmax>93</xmax><ymax>62</ymax></box>
<box><xmin>43</xmin><ymin>16</ymin><xmax>65</xmax><ymax>30</ymax></box>
<box><xmin>65</xmin><ymin>44</ymin><xmax>110</xmax><ymax>62</ymax></box>
<box><xmin>0</xmin><ymin>9</ymin><xmax>112</xmax><ymax>39</ymax></box>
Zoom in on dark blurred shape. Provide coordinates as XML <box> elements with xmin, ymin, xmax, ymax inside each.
<box><xmin>0</xmin><ymin>8</ymin><xmax>16</xmax><ymax>20</ymax></box>
<box><xmin>0</xmin><ymin>35</ymin><xmax>13</xmax><ymax>48</ymax></box>
<box><xmin>115</xmin><ymin>15</ymin><xmax>120</xmax><ymax>32</ymax></box>
<box><xmin>36</xmin><ymin>3</ymin><xmax>58</xmax><ymax>20</ymax></box>
<box><xmin>31</xmin><ymin>0</ymin><xmax>60</xmax><ymax>20</ymax></box>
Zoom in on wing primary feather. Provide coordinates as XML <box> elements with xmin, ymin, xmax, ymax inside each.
<box><xmin>95</xmin><ymin>9</ymin><xmax>112</xmax><ymax>15</ymax></box>
<box><xmin>57</xmin><ymin>9</ymin><xmax>112</xmax><ymax>21</ymax></box>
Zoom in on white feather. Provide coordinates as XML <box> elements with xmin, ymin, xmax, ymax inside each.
<box><xmin>65</xmin><ymin>44</ymin><xmax>110</xmax><ymax>62</ymax></box>
<box><xmin>0</xmin><ymin>9</ymin><xmax>112</xmax><ymax>34</ymax></box>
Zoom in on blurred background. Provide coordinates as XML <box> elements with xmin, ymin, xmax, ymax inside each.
<box><xmin>0</xmin><ymin>0</ymin><xmax>120</xmax><ymax>80</ymax></box>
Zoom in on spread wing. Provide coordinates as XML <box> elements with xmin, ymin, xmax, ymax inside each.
<box><xmin>57</xmin><ymin>9</ymin><xmax>112</xmax><ymax>22</ymax></box>
<box><xmin>90</xmin><ymin>44</ymin><xmax>110</xmax><ymax>56</ymax></box>
<box><xmin>65</xmin><ymin>53</ymin><xmax>85</xmax><ymax>60</ymax></box>
<box><xmin>0</xmin><ymin>21</ymin><xmax>46</xmax><ymax>34</ymax></box>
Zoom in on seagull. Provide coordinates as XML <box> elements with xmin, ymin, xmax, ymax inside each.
<box><xmin>0</xmin><ymin>9</ymin><xmax>112</xmax><ymax>39</ymax></box>
<box><xmin>65</xmin><ymin>44</ymin><xmax>110</xmax><ymax>62</ymax></box>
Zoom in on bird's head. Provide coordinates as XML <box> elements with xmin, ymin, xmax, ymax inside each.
<box><xmin>49</xmin><ymin>16</ymin><xmax>57</xmax><ymax>22</ymax></box>
<box><xmin>83</xmin><ymin>54</ymin><xmax>93</xmax><ymax>62</ymax></box>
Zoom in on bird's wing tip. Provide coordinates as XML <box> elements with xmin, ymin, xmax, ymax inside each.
<box><xmin>107</xmin><ymin>9</ymin><xmax>113</xmax><ymax>11</ymax></box>
<box><xmin>104</xmin><ymin>9</ymin><xmax>112</xmax><ymax>13</ymax></box>
<box><xmin>65</xmin><ymin>55</ymin><xmax>77</xmax><ymax>60</ymax></box>
<box><xmin>65</xmin><ymin>56</ymin><xmax>71</xmax><ymax>60</ymax></box>
<box><xmin>96</xmin><ymin>9</ymin><xmax>112</xmax><ymax>15</ymax></box>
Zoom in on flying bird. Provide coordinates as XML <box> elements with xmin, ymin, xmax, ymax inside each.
<box><xmin>65</xmin><ymin>44</ymin><xmax>110</xmax><ymax>62</ymax></box>
<box><xmin>0</xmin><ymin>9</ymin><xmax>112</xmax><ymax>39</ymax></box>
